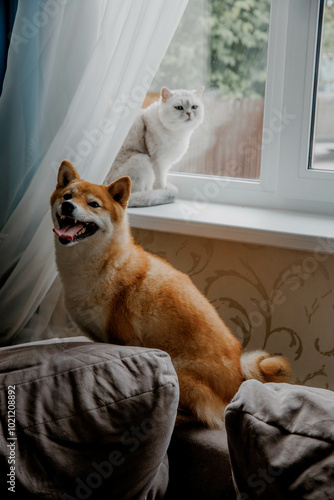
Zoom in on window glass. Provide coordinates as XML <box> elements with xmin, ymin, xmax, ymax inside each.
<box><xmin>311</xmin><ymin>0</ymin><xmax>334</xmax><ymax>171</ymax></box>
<box><xmin>149</xmin><ymin>0</ymin><xmax>271</xmax><ymax>180</ymax></box>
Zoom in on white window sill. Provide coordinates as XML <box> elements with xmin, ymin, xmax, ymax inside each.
<box><xmin>128</xmin><ymin>200</ymin><xmax>334</xmax><ymax>254</ymax></box>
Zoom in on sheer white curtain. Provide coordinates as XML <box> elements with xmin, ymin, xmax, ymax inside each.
<box><xmin>0</xmin><ymin>0</ymin><xmax>188</xmax><ymax>345</ymax></box>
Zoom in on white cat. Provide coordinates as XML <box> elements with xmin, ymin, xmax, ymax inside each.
<box><xmin>104</xmin><ymin>87</ymin><xmax>205</xmax><ymax>207</ymax></box>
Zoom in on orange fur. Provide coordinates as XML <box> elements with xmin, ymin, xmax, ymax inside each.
<box><xmin>51</xmin><ymin>161</ymin><xmax>291</xmax><ymax>428</ymax></box>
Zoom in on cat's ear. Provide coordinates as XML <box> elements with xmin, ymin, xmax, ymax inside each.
<box><xmin>57</xmin><ymin>160</ymin><xmax>80</xmax><ymax>188</ymax></box>
<box><xmin>161</xmin><ymin>87</ymin><xmax>173</xmax><ymax>103</ymax></box>
<box><xmin>193</xmin><ymin>86</ymin><xmax>205</xmax><ymax>97</ymax></box>
<box><xmin>107</xmin><ymin>176</ymin><xmax>131</xmax><ymax>209</ymax></box>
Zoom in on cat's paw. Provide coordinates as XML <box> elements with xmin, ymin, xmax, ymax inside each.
<box><xmin>153</xmin><ymin>181</ymin><xmax>164</xmax><ymax>190</ymax></box>
<box><xmin>166</xmin><ymin>183</ymin><xmax>178</xmax><ymax>195</ymax></box>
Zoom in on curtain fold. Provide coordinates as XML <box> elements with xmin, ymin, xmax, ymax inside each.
<box><xmin>0</xmin><ymin>0</ymin><xmax>188</xmax><ymax>345</ymax></box>
<box><xmin>0</xmin><ymin>0</ymin><xmax>18</xmax><ymax>94</ymax></box>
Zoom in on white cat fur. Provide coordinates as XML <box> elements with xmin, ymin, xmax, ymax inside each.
<box><xmin>104</xmin><ymin>87</ymin><xmax>204</xmax><ymax>207</ymax></box>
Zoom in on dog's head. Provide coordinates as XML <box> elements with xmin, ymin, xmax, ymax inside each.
<box><xmin>50</xmin><ymin>161</ymin><xmax>131</xmax><ymax>247</ymax></box>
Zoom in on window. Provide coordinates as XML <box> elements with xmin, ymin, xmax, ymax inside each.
<box><xmin>311</xmin><ymin>0</ymin><xmax>334</xmax><ymax>171</ymax></box>
<box><xmin>147</xmin><ymin>0</ymin><xmax>334</xmax><ymax>216</ymax></box>
<box><xmin>150</xmin><ymin>0</ymin><xmax>270</xmax><ymax>181</ymax></box>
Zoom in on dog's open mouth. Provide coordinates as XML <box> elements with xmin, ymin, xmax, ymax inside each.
<box><xmin>53</xmin><ymin>215</ymin><xmax>99</xmax><ymax>245</ymax></box>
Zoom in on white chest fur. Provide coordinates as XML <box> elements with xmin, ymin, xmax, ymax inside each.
<box><xmin>56</xmin><ymin>246</ymin><xmax>111</xmax><ymax>341</ymax></box>
<box><xmin>145</xmin><ymin>118</ymin><xmax>191</xmax><ymax>168</ymax></box>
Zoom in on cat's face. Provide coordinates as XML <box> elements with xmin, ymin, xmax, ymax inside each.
<box><xmin>158</xmin><ymin>87</ymin><xmax>204</xmax><ymax>132</ymax></box>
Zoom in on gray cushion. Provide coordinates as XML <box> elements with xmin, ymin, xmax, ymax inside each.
<box><xmin>225</xmin><ymin>380</ymin><xmax>334</xmax><ymax>499</ymax></box>
<box><xmin>0</xmin><ymin>340</ymin><xmax>179</xmax><ymax>499</ymax></box>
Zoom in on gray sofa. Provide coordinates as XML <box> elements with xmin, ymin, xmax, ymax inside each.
<box><xmin>0</xmin><ymin>339</ymin><xmax>333</xmax><ymax>499</ymax></box>
<box><xmin>225</xmin><ymin>380</ymin><xmax>334</xmax><ymax>499</ymax></box>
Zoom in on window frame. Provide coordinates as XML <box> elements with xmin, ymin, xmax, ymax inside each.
<box><xmin>167</xmin><ymin>0</ymin><xmax>334</xmax><ymax>216</ymax></box>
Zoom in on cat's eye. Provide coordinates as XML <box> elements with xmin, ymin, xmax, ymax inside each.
<box><xmin>88</xmin><ymin>201</ymin><xmax>100</xmax><ymax>208</ymax></box>
<box><xmin>175</xmin><ymin>106</ymin><xmax>184</xmax><ymax>111</ymax></box>
<box><xmin>63</xmin><ymin>193</ymin><xmax>72</xmax><ymax>200</ymax></box>
<box><xmin>192</xmin><ymin>105</ymin><xmax>198</xmax><ymax>110</ymax></box>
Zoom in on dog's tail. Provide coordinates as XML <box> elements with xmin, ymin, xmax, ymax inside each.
<box><xmin>128</xmin><ymin>185</ymin><xmax>177</xmax><ymax>208</ymax></box>
<box><xmin>241</xmin><ymin>350</ymin><xmax>291</xmax><ymax>383</ymax></box>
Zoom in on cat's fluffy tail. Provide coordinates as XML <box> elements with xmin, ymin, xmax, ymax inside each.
<box><xmin>241</xmin><ymin>350</ymin><xmax>291</xmax><ymax>383</ymax></box>
<box><xmin>128</xmin><ymin>184</ymin><xmax>177</xmax><ymax>208</ymax></box>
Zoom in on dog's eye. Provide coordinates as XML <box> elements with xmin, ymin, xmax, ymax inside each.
<box><xmin>64</xmin><ymin>193</ymin><xmax>72</xmax><ymax>200</ymax></box>
<box><xmin>88</xmin><ymin>201</ymin><xmax>100</xmax><ymax>208</ymax></box>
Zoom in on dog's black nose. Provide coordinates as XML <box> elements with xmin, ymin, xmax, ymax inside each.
<box><xmin>61</xmin><ymin>201</ymin><xmax>75</xmax><ymax>216</ymax></box>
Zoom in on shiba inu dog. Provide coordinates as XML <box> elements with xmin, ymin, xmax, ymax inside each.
<box><xmin>51</xmin><ymin>160</ymin><xmax>291</xmax><ymax>428</ymax></box>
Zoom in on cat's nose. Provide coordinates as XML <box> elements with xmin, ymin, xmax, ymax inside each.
<box><xmin>186</xmin><ymin>112</ymin><xmax>191</xmax><ymax>117</ymax></box>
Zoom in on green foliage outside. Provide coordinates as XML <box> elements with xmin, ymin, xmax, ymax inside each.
<box><xmin>153</xmin><ymin>0</ymin><xmax>271</xmax><ymax>98</ymax></box>
<box><xmin>209</xmin><ymin>0</ymin><xmax>270</xmax><ymax>97</ymax></box>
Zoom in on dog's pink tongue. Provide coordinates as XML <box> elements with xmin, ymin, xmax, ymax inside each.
<box><xmin>53</xmin><ymin>223</ymin><xmax>84</xmax><ymax>242</ymax></box>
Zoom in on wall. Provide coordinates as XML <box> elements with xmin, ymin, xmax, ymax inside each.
<box><xmin>132</xmin><ymin>228</ymin><xmax>334</xmax><ymax>390</ymax></box>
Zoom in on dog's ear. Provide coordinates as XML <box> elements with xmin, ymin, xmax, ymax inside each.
<box><xmin>107</xmin><ymin>177</ymin><xmax>131</xmax><ymax>209</ymax></box>
<box><xmin>57</xmin><ymin>160</ymin><xmax>80</xmax><ymax>188</ymax></box>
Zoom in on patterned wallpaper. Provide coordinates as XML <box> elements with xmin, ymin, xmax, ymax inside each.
<box><xmin>132</xmin><ymin>228</ymin><xmax>334</xmax><ymax>390</ymax></box>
